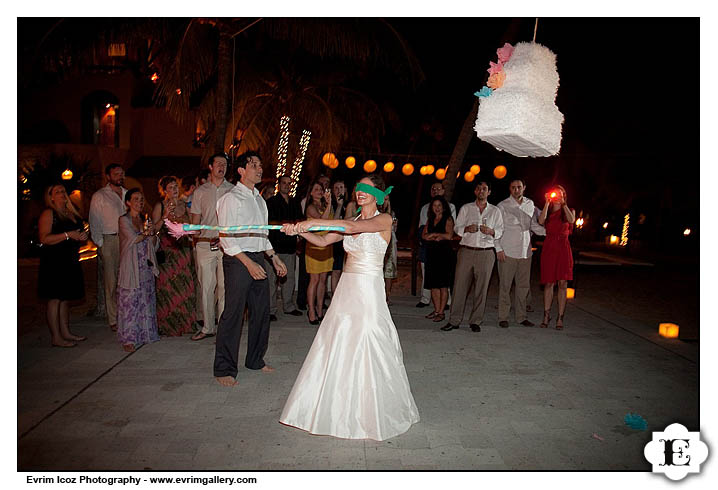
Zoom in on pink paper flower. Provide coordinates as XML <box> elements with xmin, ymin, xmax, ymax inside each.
<box><xmin>487</xmin><ymin>71</ymin><xmax>506</xmax><ymax>90</ymax></box>
<box><xmin>487</xmin><ymin>60</ymin><xmax>504</xmax><ymax>75</ymax></box>
<box><xmin>497</xmin><ymin>43</ymin><xmax>514</xmax><ymax>63</ymax></box>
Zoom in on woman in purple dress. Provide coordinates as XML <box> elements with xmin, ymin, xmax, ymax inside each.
<box><xmin>117</xmin><ymin>188</ymin><xmax>160</xmax><ymax>352</ymax></box>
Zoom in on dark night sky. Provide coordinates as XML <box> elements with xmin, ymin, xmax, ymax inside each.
<box><xmin>343</xmin><ymin>17</ymin><xmax>700</xmax><ymax>225</ymax></box>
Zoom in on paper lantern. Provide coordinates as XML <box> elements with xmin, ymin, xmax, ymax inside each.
<box><xmin>464</xmin><ymin>172</ymin><xmax>475</xmax><ymax>183</ymax></box>
<box><xmin>609</xmin><ymin>235</ymin><xmax>619</xmax><ymax>245</ymax></box>
<box><xmin>658</xmin><ymin>323</ymin><xmax>679</xmax><ymax>339</ymax></box>
<box><xmin>402</xmin><ymin>163</ymin><xmax>414</xmax><ymax>176</ymax></box>
<box><xmin>426</xmin><ymin>165</ymin><xmax>435</xmax><ymax>175</ymax></box>
<box><xmin>470</xmin><ymin>164</ymin><xmax>481</xmax><ymax>175</ymax></box>
<box><xmin>493</xmin><ymin>165</ymin><xmax>507</xmax><ymax>179</ymax></box>
<box><xmin>322</xmin><ymin>153</ymin><xmax>332</xmax><ymax>166</ymax></box>
<box><xmin>384</xmin><ymin>162</ymin><xmax>395</xmax><ymax>172</ymax></box>
<box><xmin>474</xmin><ymin>42</ymin><xmax>564</xmax><ymax>157</ymax></box>
<box><xmin>435</xmin><ymin>168</ymin><xmax>446</xmax><ymax>180</ymax></box>
<box><xmin>566</xmin><ymin>288</ymin><xmax>575</xmax><ymax>299</ymax></box>
<box><xmin>61</xmin><ymin>169</ymin><xmax>73</xmax><ymax>180</ymax></box>
<box><xmin>419</xmin><ymin>166</ymin><xmax>427</xmax><ymax>176</ymax></box>
<box><xmin>329</xmin><ymin>158</ymin><xmax>339</xmax><ymax>169</ymax></box>
<box><xmin>364</xmin><ymin>160</ymin><xmax>377</xmax><ymax>173</ymax></box>
<box><xmin>345</xmin><ymin>156</ymin><xmax>356</xmax><ymax>168</ymax></box>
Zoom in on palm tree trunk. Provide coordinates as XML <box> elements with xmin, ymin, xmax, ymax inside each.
<box><xmin>443</xmin><ymin>98</ymin><xmax>479</xmax><ymax>202</ymax></box>
<box><xmin>213</xmin><ymin>29</ymin><xmax>233</xmax><ymax>154</ymax></box>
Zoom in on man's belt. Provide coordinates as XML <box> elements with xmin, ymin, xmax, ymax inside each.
<box><xmin>461</xmin><ymin>244</ymin><xmax>493</xmax><ymax>251</ymax></box>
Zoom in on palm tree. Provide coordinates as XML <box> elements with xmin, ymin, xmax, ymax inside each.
<box><xmin>150</xmin><ymin>18</ymin><xmax>424</xmax><ymax>163</ymax></box>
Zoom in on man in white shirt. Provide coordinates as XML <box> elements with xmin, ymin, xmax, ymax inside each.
<box><xmin>441</xmin><ymin>180</ymin><xmax>503</xmax><ymax>332</ymax></box>
<box><xmin>417</xmin><ymin>182</ymin><xmax>457</xmax><ymax>308</ymax></box>
<box><xmin>190</xmin><ymin>154</ymin><xmax>235</xmax><ymax>341</ymax></box>
<box><xmin>88</xmin><ymin>164</ymin><xmax>127</xmax><ymax>331</ymax></box>
<box><xmin>495</xmin><ymin>179</ymin><xmax>546</xmax><ymax>328</ymax></box>
<box><xmin>214</xmin><ymin>150</ymin><xmax>287</xmax><ymax>387</ymax></box>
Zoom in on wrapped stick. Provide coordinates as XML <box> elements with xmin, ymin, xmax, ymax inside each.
<box><xmin>164</xmin><ymin>220</ymin><xmax>345</xmax><ymax>240</ymax></box>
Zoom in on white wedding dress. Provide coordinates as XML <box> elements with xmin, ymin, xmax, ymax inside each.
<box><xmin>280</xmin><ymin>218</ymin><xmax>420</xmax><ymax>441</ymax></box>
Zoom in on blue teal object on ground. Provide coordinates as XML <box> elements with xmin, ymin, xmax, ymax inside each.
<box><xmin>624</xmin><ymin>413</ymin><xmax>647</xmax><ymax>430</ymax></box>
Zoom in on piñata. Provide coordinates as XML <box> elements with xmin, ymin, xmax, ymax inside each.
<box><xmin>474</xmin><ymin>42</ymin><xmax>564</xmax><ymax>157</ymax></box>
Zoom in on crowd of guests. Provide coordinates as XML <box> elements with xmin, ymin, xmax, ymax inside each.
<box><xmin>37</xmin><ymin>154</ymin><xmax>403</xmax><ymax>351</ymax></box>
<box><xmin>37</xmin><ymin>154</ymin><xmax>575</xmax><ymax>351</ymax></box>
<box><xmin>417</xmin><ymin>179</ymin><xmax>575</xmax><ymax>332</ymax></box>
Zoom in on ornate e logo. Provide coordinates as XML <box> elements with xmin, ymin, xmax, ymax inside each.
<box><xmin>644</xmin><ymin>423</ymin><xmax>708</xmax><ymax>481</ymax></box>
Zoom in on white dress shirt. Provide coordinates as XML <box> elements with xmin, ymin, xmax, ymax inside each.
<box><xmin>217</xmin><ymin>182</ymin><xmax>272</xmax><ymax>256</ymax></box>
<box><xmin>418</xmin><ymin>201</ymin><xmax>457</xmax><ymax>227</ymax></box>
<box><xmin>190</xmin><ymin>180</ymin><xmax>235</xmax><ymax>238</ymax></box>
<box><xmin>495</xmin><ymin>196</ymin><xmax>546</xmax><ymax>258</ymax></box>
<box><xmin>88</xmin><ymin>184</ymin><xmax>127</xmax><ymax>247</ymax></box>
<box><xmin>453</xmin><ymin>201</ymin><xmax>504</xmax><ymax>248</ymax></box>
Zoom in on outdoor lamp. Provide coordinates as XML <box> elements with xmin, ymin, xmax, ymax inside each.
<box><xmin>345</xmin><ymin>156</ymin><xmax>356</xmax><ymax>168</ymax></box>
<box><xmin>426</xmin><ymin>165</ymin><xmax>435</xmax><ymax>175</ymax></box>
<box><xmin>464</xmin><ymin>172</ymin><xmax>475</xmax><ymax>182</ymax></box>
<box><xmin>402</xmin><ymin>163</ymin><xmax>414</xmax><ymax>176</ymax></box>
<box><xmin>470</xmin><ymin>164</ymin><xmax>480</xmax><ymax>175</ymax></box>
<box><xmin>435</xmin><ymin>168</ymin><xmax>446</xmax><ymax>180</ymax></box>
<box><xmin>383</xmin><ymin>162</ymin><xmax>395</xmax><ymax>172</ymax></box>
<box><xmin>493</xmin><ymin>165</ymin><xmax>507</xmax><ymax>179</ymax></box>
<box><xmin>658</xmin><ymin>323</ymin><xmax>679</xmax><ymax>339</ymax></box>
<box><xmin>566</xmin><ymin>288</ymin><xmax>575</xmax><ymax>299</ymax></box>
<box><xmin>61</xmin><ymin>169</ymin><xmax>73</xmax><ymax>180</ymax></box>
<box><xmin>364</xmin><ymin>160</ymin><xmax>377</xmax><ymax>172</ymax></box>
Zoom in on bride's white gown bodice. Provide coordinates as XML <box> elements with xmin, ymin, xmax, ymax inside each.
<box><xmin>280</xmin><ymin>219</ymin><xmax>420</xmax><ymax>441</ymax></box>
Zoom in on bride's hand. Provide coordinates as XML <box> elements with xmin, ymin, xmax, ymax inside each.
<box><xmin>281</xmin><ymin>223</ymin><xmax>298</xmax><ymax>236</ymax></box>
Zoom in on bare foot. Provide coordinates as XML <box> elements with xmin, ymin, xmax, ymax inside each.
<box><xmin>64</xmin><ymin>334</ymin><xmax>87</xmax><ymax>342</ymax></box>
<box><xmin>122</xmin><ymin>343</ymin><xmax>135</xmax><ymax>352</ymax></box>
<box><xmin>51</xmin><ymin>340</ymin><xmax>76</xmax><ymax>348</ymax></box>
<box><xmin>261</xmin><ymin>365</ymin><xmax>275</xmax><ymax>373</ymax></box>
<box><xmin>216</xmin><ymin>376</ymin><xmax>238</xmax><ymax>387</ymax></box>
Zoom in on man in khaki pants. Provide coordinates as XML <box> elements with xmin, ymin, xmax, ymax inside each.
<box><xmin>495</xmin><ymin>179</ymin><xmax>545</xmax><ymax>328</ymax></box>
<box><xmin>441</xmin><ymin>181</ymin><xmax>503</xmax><ymax>333</ymax></box>
<box><xmin>190</xmin><ymin>154</ymin><xmax>235</xmax><ymax>341</ymax></box>
<box><xmin>89</xmin><ymin>164</ymin><xmax>127</xmax><ymax>331</ymax></box>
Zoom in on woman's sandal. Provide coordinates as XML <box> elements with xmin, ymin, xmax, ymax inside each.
<box><xmin>556</xmin><ymin>314</ymin><xmax>564</xmax><ymax>330</ymax></box>
<box><xmin>432</xmin><ymin>313</ymin><xmax>445</xmax><ymax>323</ymax></box>
<box><xmin>539</xmin><ymin>310</ymin><xmax>551</xmax><ymax>328</ymax></box>
<box><xmin>426</xmin><ymin>311</ymin><xmax>439</xmax><ymax>319</ymax></box>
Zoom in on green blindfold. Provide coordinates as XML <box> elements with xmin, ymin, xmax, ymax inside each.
<box><xmin>355</xmin><ymin>183</ymin><xmax>394</xmax><ymax>205</ymax></box>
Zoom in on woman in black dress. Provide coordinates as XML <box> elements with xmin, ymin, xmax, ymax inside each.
<box><xmin>37</xmin><ymin>184</ymin><xmax>88</xmax><ymax>347</ymax></box>
<box><xmin>421</xmin><ymin>197</ymin><xmax>455</xmax><ymax>322</ymax></box>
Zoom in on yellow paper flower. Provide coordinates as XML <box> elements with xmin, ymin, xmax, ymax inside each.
<box><xmin>487</xmin><ymin>71</ymin><xmax>506</xmax><ymax>90</ymax></box>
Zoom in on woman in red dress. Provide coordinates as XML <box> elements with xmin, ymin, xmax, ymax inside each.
<box><xmin>538</xmin><ymin>185</ymin><xmax>575</xmax><ymax>330</ymax></box>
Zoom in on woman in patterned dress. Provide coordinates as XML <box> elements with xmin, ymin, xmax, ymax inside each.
<box><xmin>117</xmin><ymin>188</ymin><xmax>160</xmax><ymax>352</ymax></box>
<box><xmin>151</xmin><ymin>176</ymin><xmax>197</xmax><ymax>336</ymax></box>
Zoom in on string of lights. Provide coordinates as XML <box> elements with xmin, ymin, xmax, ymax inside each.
<box><xmin>289</xmin><ymin>129</ymin><xmax>311</xmax><ymax>197</ymax></box>
<box><xmin>620</xmin><ymin>213</ymin><xmax>630</xmax><ymax>247</ymax></box>
<box><xmin>274</xmin><ymin>115</ymin><xmax>290</xmax><ymax>194</ymax></box>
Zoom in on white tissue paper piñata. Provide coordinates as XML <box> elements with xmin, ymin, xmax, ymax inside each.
<box><xmin>474</xmin><ymin>42</ymin><xmax>564</xmax><ymax>157</ymax></box>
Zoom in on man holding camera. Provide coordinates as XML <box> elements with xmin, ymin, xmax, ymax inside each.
<box><xmin>495</xmin><ymin>179</ymin><xmax>545</xmax><ymax>328</ymax></box>
<box><xmin>190</xmin><ymin>153</ymin><xmax>235</xmax><ymax>341</ymax></box>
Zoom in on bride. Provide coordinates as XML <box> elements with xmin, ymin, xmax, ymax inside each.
<box><xmin>279</xmin><ymin>174</ymin><xmax>419</xmax><ymax>441</ymax></box>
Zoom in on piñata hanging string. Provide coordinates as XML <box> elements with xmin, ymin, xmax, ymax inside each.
<box><xmin>533</xmin><ymin>18</ymin><xmax>539</xmax><ymax>43</ymax></box>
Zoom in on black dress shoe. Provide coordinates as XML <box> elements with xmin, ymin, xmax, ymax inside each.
<box><xmin>520</xmin><ymin>319</ymin><xmax>535</xmax><ymax>327</ymax></box>
<box><xmin>499</xmin><ymin>321</ymin><xmax>509</xmax><ymax>328</ymax></box>
<box><xmin>440</xmin><ymin>323</ymin><xmax>459</xmax><ymax>331</ymax></box>
<box><xmin>470</xmin><ymin>324</ymin><xmax>481</xmax><ymax>332</ymax></box>
<box><xmin>416</xmin><ymin>301</ymin><xmax>430</xmax><ymax>308</ymax></box>
<box><xmin>269</xmin><ymin>314</ymin><xmax>278</xmax><ymax>322</ymax></box>
<box><xmin>287</xmin><ymin>309</ymin><xmax>303</xmax><ymax>317</ymax></box>
<box><xmin>309</xmin><ymin>318</ymin><xmax>320</xmax><ymax>325</ymax></box>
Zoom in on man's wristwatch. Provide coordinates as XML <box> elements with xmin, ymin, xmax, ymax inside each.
<box><xmin>267</xmin><ymin>252</ymin><xmax>276</xmax><ymax>260</ymax></box>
